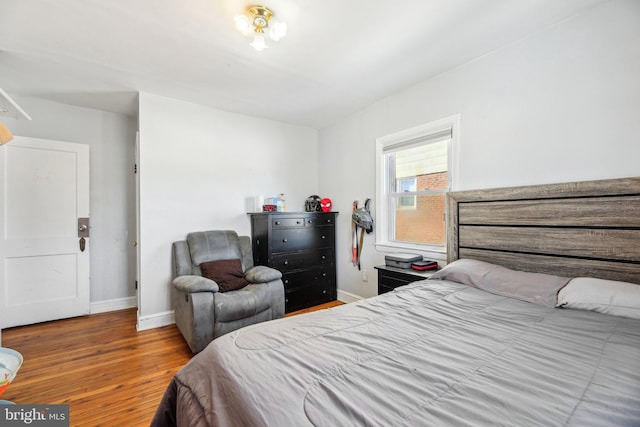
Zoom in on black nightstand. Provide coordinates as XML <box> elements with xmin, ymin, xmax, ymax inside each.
<box><xmin>375</xmin><ymin>264</ymin><xmax>438</xmax><ymax>295</ymax></box>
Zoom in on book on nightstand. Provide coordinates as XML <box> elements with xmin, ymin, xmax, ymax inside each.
<box><xmin>411</xmin><ymin>260</ymin><xmax>439</xmax><ymax>271</ymax></box>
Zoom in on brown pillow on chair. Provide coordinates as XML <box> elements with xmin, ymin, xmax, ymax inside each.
<box><xmin>200</xmin><ymin>259</ymin><xmax>249</xmax><ymax>292</ymax></box>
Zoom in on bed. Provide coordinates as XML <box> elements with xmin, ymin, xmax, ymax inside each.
<box><xmin>152</xmin><ymin>177</ymin><xmax>640</xmax><ymax>427</ymax></box>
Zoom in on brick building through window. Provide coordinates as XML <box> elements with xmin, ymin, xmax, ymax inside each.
<box><xmin>395</xmin><ymin>171</ymin><xmax>448</xmax><ymax>245</ymax></box>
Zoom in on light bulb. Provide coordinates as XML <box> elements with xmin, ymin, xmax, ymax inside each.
<box><xmin>234</xmin><ymin>15</ymin><xmax>251</xmax><ymax>34</ymax></box>
<box><xmin>269</xmin><ymin>21</ymin><xmax>287</xmax><ymax>41</ymax></box>
<box><xmin>250</xmin><ymin>33</ymin><xmax>268</xmax><ymax>51</ymax></box>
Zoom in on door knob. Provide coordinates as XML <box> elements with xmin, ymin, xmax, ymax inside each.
<box><xmin>77</xmin><ymin>218</ymin><xmax>90</xmax><ymax>238</ymax></box>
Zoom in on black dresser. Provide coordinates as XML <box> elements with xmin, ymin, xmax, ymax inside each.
<box><xmin>248</xmin><ymin>212</ymin><xmax>338</xmax><ymax>313</ymax></box>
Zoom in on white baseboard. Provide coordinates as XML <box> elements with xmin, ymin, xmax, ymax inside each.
<box><xmin>337</xmin><ymin>289</ymin><xmax>364</xmax><ymax>304</ymax></box>
<box><xmin>137</xmin><ymin>310</ymin><xmax>175</xmax><ymax>331</ymax></box>
<box><xmin>132</xmin><ymin>292</ymin><xmax>359</xmax><ymax>332</ymax></box>
<box><xmin>90</xmin><ymin>296</ymin><xmax>137</xmax><ymax>314</ymax></box>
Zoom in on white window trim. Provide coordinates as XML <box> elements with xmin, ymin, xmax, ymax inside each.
<box><xmin>375</xmin><ymin>114</ymin><xmax>460</xmax><ymax>255</ymax></box>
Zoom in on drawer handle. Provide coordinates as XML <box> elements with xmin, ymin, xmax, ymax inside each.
<box><xmin>321</xmin><ymin>235</ymin><xmax>326</xmax><ymax>239</ymax></box>
<box><xmin>327</xmin><ymin>219</ymin><xmax>332</xmax><ymax>223</ymax></box>
<box><xmin>284</xmin><ymin>260</ymin><xmax>289</xmax><ymax>265</ymax></box>
<box><xmin>284</xmin><ymin>279</ymin><xmax>289</xmax><ymax>284</ymax></box>
<box><xmin>321</xmin><ymin>255</ymin><xmax>326</xmax><ymax>260</ymax></box>
<box><xmin>308</xmin><ymin>220</ymin><xmax>313</xmax><ymax>224</ymax></box>
<box><xmin>296</xmin><ymin>220</ymin><xmax>301</xmax><ymax>224</ymax></box>
<box><xmin>322</xmin><ymin>290</ymin><xmax>327</xmax><ymax>294</ymax></box>
<box><xmin>275</xmin><ymin>221</ymin><xmax>280</xmax><ymax>225</ymax></box>
<box><xmin>282</xmin><ymin>238</ymin><xmax>288</xmax><ymax>243</ymax></box>
<box><xmin>322</xmin><ymin>273</ymin><xmax>327</xmax><ymax>277</ymax></box>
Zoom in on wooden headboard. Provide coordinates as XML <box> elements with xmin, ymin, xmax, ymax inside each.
<box><xmin>446</xmin><ymin>177</ymin><xmax>640</xmax><ymax>284</ymax></box>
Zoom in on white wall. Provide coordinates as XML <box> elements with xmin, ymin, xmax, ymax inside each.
<box><xmin>319</xmin><ymin>0</ymin><xmax>640</xmax><ymax>299</ymax></box>
<box><xmin>137</xmin><ymin>93</ymin><xmax>318</xmax><ymax>329</ymax></box>
<box><xmin>3</xmin><ymin>96</ymin><xmax>138</xmax><ymax>309</ymax></box>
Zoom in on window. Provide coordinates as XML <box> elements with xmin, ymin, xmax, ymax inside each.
<box><xmin>398</xmin><ymin>177</ymin><xmax>416</xmax><ymax>208</ymax></box>
<box><xmin>376</xmin><ymin>115</ymin><xmax>458</xmax><ymax>252</ymax></box>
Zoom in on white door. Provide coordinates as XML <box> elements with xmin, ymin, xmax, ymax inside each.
<box><xmin>0</xmin><ymin>136</ymin><xmax>90</xmax><ymax>328</ymax></box>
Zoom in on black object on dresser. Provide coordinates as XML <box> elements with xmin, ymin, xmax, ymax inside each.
<box><xmin>248</xmin><ymin>212</ymin><xmax>338</xmax><ymax>313</ymax></box>
<box><xmin>375</xmin><ymin>264</ymin><xmax>437</xmax><ymax>295</ymax></box>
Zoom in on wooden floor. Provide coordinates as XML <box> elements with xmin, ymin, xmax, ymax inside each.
<box><xmin>1</xmin><ymin>300</ymin><xmax>343</xmax><ymax>426</ymax></box>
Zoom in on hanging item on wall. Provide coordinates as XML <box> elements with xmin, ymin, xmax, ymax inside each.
<box><xmin>352</xmin><ymin>198</ymin><xmax>373</xmax><ymax>270</ymax></box>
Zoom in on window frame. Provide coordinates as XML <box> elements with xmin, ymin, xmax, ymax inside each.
<box><xmin>375</xmin><ymin>115</ymin><xmax>459</xmax><ymax>254</ymax></box>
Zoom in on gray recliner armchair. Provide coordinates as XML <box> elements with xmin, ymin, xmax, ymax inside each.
<box><xmin>172</xmin><ymin>230</ymin><xmax>285</xmax><ymax>353</ymax></box>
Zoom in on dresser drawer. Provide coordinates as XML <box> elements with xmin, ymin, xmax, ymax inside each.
<box><xmin>375</xmin><ymin>265</ymin><xmax>437</xmax><ymax>295</ymax></box>
<box><xmin>378</xmin><ymin>274</ymin><xmax>414</xmax><ymax>291</ymax></box>
<box><xmin>285</xmin><ymin>282</ymin><xmax>334</xmax><ymax>312</ymax></box>
<box><xmin>271</xmin><ymin>248</ymin><xmax>334</xmax><ymax>272</ymax></box>
<box><xmin>282</xmin><ymin>268</ymin><xmax>334</xmax><ymax>292</ymax></box>
<box><xmin>305</xmin><ymin>215</ymin><xmax>335</xmax><ymax>226</ymax></box>
<box><xmin>272</xmin><ymin>217</ymin><xmax>306</xmax><ymax>228</ymax></box>
<box><xmin>272</xmin><ymin>228</ymin><xmax>335</xmax><ymax>252</ymax></box>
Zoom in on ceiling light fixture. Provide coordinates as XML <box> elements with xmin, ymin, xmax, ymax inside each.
<box><xmin>234</xmin><ymin>5</ymin><xmax>287</xmax><ymax>51</ymax></box>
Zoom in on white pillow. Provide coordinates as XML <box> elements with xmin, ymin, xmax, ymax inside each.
<box><xmin>557</xmin><ymin>277</ymin><xmax>640</xmax><ymax>319</ymax></box>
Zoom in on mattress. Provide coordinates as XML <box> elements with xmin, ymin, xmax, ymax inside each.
<box><xmin>152</xmin><ymin>280</ymin><xmax>640</xmax><ymax>426</ymax></box>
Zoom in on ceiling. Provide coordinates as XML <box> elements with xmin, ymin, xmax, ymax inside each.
<box><xmin>0</xmin><ymin>0</ymin><xmax>605</xmax><ymax>129</ymax></box>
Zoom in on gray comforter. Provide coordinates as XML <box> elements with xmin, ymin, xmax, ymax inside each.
<box><xmin>152</xmin><ymin>280</ymin><xmax>640</xmax><ymax>426</ymax></box>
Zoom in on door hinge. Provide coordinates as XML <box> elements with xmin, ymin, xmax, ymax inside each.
<box><xmin>134</xmin><ymin>163</ymin><xmax>137</xmax><ymax>174</ymax></box>
<box><xmin>135</xmin><ymin>280</ymin><xmax>138</xmax><ymax>290</ymax></box>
